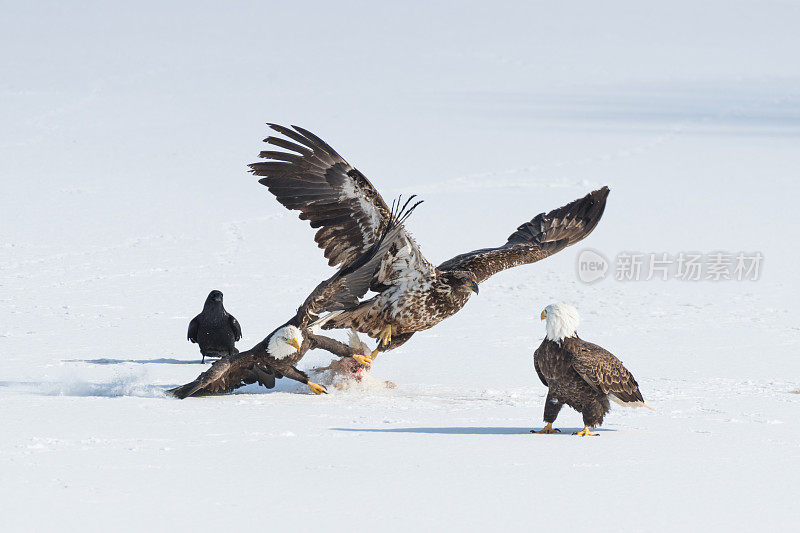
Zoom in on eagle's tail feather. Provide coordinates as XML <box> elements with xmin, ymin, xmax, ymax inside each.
<box><xmin>347</xmin><ymin>329</ymin><xmax>371</xmax><ymax>354</ymax></box>
<box><xmin>608</xmin><ymin>394</ymin><xmax>656</xmax><ymax>411</ymax></box>
<box><xmin>309</xmin><ymin>310</ymin><xmax>344</xmax><ymax>333</ymax></box>
<box><xmin>318</xmin><ymin>301</ymin><xmax>381</xmax><ymax>338</ymax></box>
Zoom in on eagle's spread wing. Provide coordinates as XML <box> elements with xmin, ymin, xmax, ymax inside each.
<box><xmin>294</xmin><ymin>198</ymin><xmax>418</xmax><ymax>327</ymax></box>
<box><xmin>568</xmin><ymin>339</ymin><xmax>645</xmax><ymax>404</ymax></box>
<box><xmin>170</xmin><ymin>326</ymin><xmax>349</xmax><ymax>399</ymax></box>
<box><xmin>249</xmin><ymin>125</ymin><xmax>434</xmax><ymax>286</ymax></box>
<box><xmin>167</xmin><ymin>351</ymin><xmax>274</xmax><ymax>398</ymax></box>
<box><xmin>438</xmin><ymin>187</ymin><xmax>609</xmax><ymax>283</ymax></box>
<box><xmin>229</xmin><ymin>315</ymin><xmax>242</xmax><ymax>341</ymax></box>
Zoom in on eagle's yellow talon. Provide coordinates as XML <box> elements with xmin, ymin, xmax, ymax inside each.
<box><xmin>574</xmin><ymin>426</ymin><xmax>599</xmax><ymax>436</ymax></box>
<box><xmin>377</xmin><ymin>325</ymin><xmax>392</xmax><ymax>346</ymax></box>
<box><xmin>532</xmin><ymin>422</ymin><xmax>560</xmax><ymax>434</ymax></box>
<box><xmin>308</xmin><ymin>382</ymin><xmax>327</xmax><ymax>395</ymax></box>
<box><xmin>351</xmin><ymin>354</ymin><xmax>373</xmax><ymax>367</ymax></box>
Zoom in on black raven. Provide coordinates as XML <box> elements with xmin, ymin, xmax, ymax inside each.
<box><xmin>187</xmin><ymin>290</ymin><xmax>242</xmax><ymax>363</ymax></box>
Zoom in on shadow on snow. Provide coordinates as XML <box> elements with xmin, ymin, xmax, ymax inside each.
<box><xmin>331</xmin><ymin>426</ymin><xmax>616</xmax><ymax>435</ymax></box>
<box><xmin>62</xmin><ymin>358</ymin><xmax>201</xmax><ymax>365</ymax></box>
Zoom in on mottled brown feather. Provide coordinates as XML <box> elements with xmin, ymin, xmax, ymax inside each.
<box><xmin>533</xmin><ymin>336</ymin><xmax>647</xmax><ymax>428</ymax></box>
<box><xmin>566</xmin><ymin>337</ymin><xmax>645</xmax><ymax>403</ymax></box>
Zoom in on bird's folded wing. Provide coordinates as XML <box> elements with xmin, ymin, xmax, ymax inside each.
<box><xmin>249</xmin><ymin>124</ymin><xmax>433</xmax><ymax>283</ymax></box>
<box><xmin>569</xmin><ymin>341</ymin><xmax>644</xmax><ymax>403</ymax></box>
<box><xmin>437</xmin><ymin>187</ymin><xmax>609</xmax><ymax>283</ymax></box>
<box><xmin>229</xmin><ymin>315</ymin><xmax>242</xmax><ymax>341</ymax></box>
<box><xmin>187</xmin><ymin>316</ymin><xmax>198</xmax><ymax>343</ymax></box>
<box><xmin>533</xmin><ymin>356</ymin><xmax>548</xmax><ymax>387</ymax></box>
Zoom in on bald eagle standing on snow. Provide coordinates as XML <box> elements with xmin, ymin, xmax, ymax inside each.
<box><xmin>168</xmin><ymin>199</ymin><xmax>416</xmax><ymax>398</ymax></box>
<box><xmin>250</xmin><ymin>124</ymin><xmax>610</xmax><ymax>360</ymax></box>
<box><xmin>533</xmin><ymin>303</ymin><xmax>652</xmax><ymax>436</ymax></box>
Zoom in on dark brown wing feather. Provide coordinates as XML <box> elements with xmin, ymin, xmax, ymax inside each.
<box><xmin>294</xmin><ymin>197</ymin><xmax>419</xmax><ymax>327</ymax></box>
<box><xmin>533</xmin><ymin>356</ymin><xmax>548</xmax><ymax>387</ymax></box>
<box><xmin>250</xmin><ymin>125</ymin><xmax>434</xmax><ymax>293</ymax></box>
<box><xmin>438</xmin><ymin>187</ymin><xmax>610</xmax><ymax>283</ymax></box>
<box><xmin>565</xmin><ymin>337</ymin><xmax>645</xmax><ymax>403</ymax></box>
<box><xmin>249</xmin><ymin>124</ymin><xmax>394</xmax><ymax>267</ymax></box>
<box><xmin>167</xmin><ymin>350</ymin><xmax>274</xmax><ymax>398</ymax></box>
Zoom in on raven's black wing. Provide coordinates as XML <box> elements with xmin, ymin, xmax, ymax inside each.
<box><xmin>187</xmin><ymin>316</ymin><xmax>199</xmax><ymax>343</ymax></box>
<box><xmin>229</xmin><ymin>315</ymin><xmax>242</xmax><ymax>341</ymax></box>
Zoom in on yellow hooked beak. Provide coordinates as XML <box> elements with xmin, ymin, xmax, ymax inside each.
<box><xmin>465</xmin><ymin>281</ymin><xmax>479</xmax><ymax>294</ymax></box>
<box><xmin>540</xmin><ymin>310</ymin><xmax>547</xmax><ymax>321</ymax></box>
<box><xmin>286</xmin><ymin>338</ymin><xmax>302</xmax><ymax>352</ymax></box>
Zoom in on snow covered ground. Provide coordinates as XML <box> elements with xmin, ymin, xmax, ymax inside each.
<box><xmin>2</xmin><ymin>1</ymin><xmax>799</xmax><ymax>530</ymax></box>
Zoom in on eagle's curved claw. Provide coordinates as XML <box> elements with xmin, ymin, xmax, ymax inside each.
<box><xmin>308</xmin><ymin>382</ymin><xmax>327</xmax><ymax>395</ymax></box>
<box><xmin>573</xmin><ymin>426</ymin><xmax>599</xmax><ymax>436</ymax></box>
<box><xmin>531</xmin><ymin>423</ymin><xmax>560</xmax><ymax>434</ymax></box>
<box><xmin>351</xmin><ymin>354</ymin><xmax>373</xmax><ymax>368</ymax></box>
<box><xmin>377</xmin><ymin>325</ymin><xmax>392</xmax><ymax>348</ymax></box>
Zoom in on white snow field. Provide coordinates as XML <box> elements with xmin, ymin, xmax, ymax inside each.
<box><xmin>2</xmin><ymin>1</ymin><xmax>799</xmax><ymax>531</ymax></box>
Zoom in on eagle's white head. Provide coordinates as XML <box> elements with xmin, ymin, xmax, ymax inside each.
<box><xmin>541</xmin><ymin>303</ymin><xmax>580</xmax><ymax>343</ymax></box>
<box><xmin>267</xmin><ymin>324</ymin><xmax>303</xmax><ymax>359</ymax></box>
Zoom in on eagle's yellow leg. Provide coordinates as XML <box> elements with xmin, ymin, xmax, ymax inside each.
<box><xmin>308</xmin><ymin>382</ymin><xmax>327</xmax><ymax>395</ymax></box>
<box><xmin>533</xmin><ymin>422</ymin><xmax>560</xmax><ymax>434</ymax></box>
<box><xmin>370</xmin><ymin>325</ymin><xmax>392</xmax><ymax>358</ymax></box>
<box><xmin>574</xmin><ymin>426</ymin><xmax>599</xmax><ymax>437</ymax></box>
<box><xmin>351</xmin><ymin>354</ymin><xmax>373</xmax><ymax>367</ymax></box>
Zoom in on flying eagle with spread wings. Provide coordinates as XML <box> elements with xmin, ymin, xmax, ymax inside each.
<box><xmin>250</xmin><ymin>124</ymin><xmax>610</xmax><ymax>358</ymax></box>
<box><xmin>168</xmin><ymin>200</ymin><xmax>416</xmax><ymax>398</ymax></box>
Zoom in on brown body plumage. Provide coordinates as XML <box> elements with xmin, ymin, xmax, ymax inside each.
<box><xmin>250</xmin><ymin>124</ymin><xmax>610</xmax><ymax>353</ymax></box>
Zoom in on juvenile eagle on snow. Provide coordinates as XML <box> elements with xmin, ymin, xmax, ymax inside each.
<box><xmin>250</xmin><ymin>124</ymin><xmax>610</xmax><ymax>358</ymax></box>
<box><xmin>168</xmin><ymin>201</ymin><xmax>415</xmax><ymax>398</ymax></box>
<box><xmin>533</xmin><ymin>303</ymin><xmax>653</xmax><ymax>436</ymax></box>
<box><xmin>187</xmin><ymin>290</ymin><xmax>242</xmax><ymax>363</ymax></box>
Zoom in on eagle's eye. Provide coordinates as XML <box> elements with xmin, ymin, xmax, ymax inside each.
<box><xmin>463</xmin><ymin>280</ymin><xmax>479</xmax><ymax>294</ymax></box>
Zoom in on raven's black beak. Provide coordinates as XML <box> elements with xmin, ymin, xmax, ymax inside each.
<box><xmin>468</xmin><ymin>281</ymin><xmax>479</xmax><ymax>294</ymax></box>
